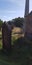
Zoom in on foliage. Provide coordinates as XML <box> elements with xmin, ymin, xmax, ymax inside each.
<box><xmin>0</xmin><ymin>30</ymin><xmax>32</xmax><ymax>65</ymax></box>
<box><xmin>0</xmin><ymin>37</ymin><xmax>32</xmax><ymax>65</ymax></box>
<box><xmin>13</xmin><ymin>17</ymin><xmax>24</xmax><ymax>28</ymax></box>
<box><xmin>7</xmin><ymin>17</ymin><xmax>24</xmax><ymax>28</ymax></box>
<box><xmin>0</xmin><ymin>19</ymin><xmax>3</xmax><ymax>30</ymax></box>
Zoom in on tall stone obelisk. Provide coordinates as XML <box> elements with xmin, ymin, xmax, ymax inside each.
<box><xmin>24</xmin><ymin>0</ymin><xmax>29</xmax><ymax>36</ymax></box>
<box><xmin>24</xmin><ymin>0</ymin><xmax>29</xmax><ymax>17</ymax></box>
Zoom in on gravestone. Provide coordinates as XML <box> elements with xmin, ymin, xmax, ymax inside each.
<box><xmin>2</xmin><ymin>22</ymin><xmax>12</xmax><ymax>52</ymax></box>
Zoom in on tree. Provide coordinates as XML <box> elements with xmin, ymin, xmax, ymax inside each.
<box><xmin>13</xmin><ymin>17</ymin><xmax>24</xmax><ymax>28</ymax></box>
<box><xmin>7</xmin><ymin>17</ymin><xmax>24</xmax><ymax>28</ymax></box>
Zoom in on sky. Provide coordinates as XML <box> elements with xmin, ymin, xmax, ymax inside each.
<box><xmin>0</xmin><ymin>0</ymin><xmax>32</xmax><ymax>21</ymax></box>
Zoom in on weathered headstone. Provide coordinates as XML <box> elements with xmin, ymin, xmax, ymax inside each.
<box><xmin>2</xmin><ymin>22</ymin><xmax>12</xmax><ymax>52</ymax></box>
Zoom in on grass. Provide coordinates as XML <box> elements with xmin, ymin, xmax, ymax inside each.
<box><xmin>0</xmin><ymin>42</ymin><xmax>32</xmax><ymax>65</ymax></box>
<box><xmin>0</xmin><ymin>31</ymin><xmax>2</xmax><ymax>49</ymax></box>
<box><xmin>0</xmin><ymin>37</ymin><xmax>32</xmax><ymax>65</ymax></box>
<box><xmin>0</xmin><ymin>39</ymin><xmax>2</xmax><ymax>49</ymax></box>
<box><xmin>0</xmin><ymin>30</ymin><xmax>32</xmax><ymax>65</ymax></box>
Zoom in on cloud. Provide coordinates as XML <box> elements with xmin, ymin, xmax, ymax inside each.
<box><xmin>0</xmin><ymin>10</ymin><xmax>16</xmax><ymax>13</ymax></box>
<box><xmin>0</xmin><ymin>10</ymin><xmax>23</xmax><ymax>14</ymax></box>
<box><xmin>8</xmin><ymin>0</ymin><xmax>25</xmax><ymax>7</ymax></box>
<box><xmin>0</xmin><ymin>0</ymin><xmax>25</xmax><ymax>21</ymax></box>
<box><xmin>0</xmin><ymin>15</ymin><xmax>12</xmax><ymax>21</ymax></box>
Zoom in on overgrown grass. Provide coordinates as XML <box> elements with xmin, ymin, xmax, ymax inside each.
<box><xmin>0</xmin><ymin>31</ymin><xmax>2</xmax><ymax>49</ymax></box>
<box><xmin>0</xmin><ymin>39</ymin><xmax>2</xmax><ymax>49</ymax></box>
<box><xmin>0</xmin><ymin>40</ymin><xmax>32</xmax><ymax>65</ymax></box>
<box><xmin>0</xmin><ymin>31</ymin><xmax>32</xmax><ymax>65</ymax></box>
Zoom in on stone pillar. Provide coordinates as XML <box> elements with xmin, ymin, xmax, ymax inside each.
<box><xmin>25</xmin><ymin>0</ymin><xmax>29</xmax><ymax>17</ymax></box>
<box><xmin>2</xmin><ymin>22</ymin><xmax>12</xmax><ymax>52</ymax></box>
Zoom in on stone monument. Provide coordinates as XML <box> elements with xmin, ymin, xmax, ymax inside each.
<box><xmin>24</xmin><ymin>0</ymin><xmax>29</xmax><ymax>17</ymax></box>
<box><xmin>24</xmin><ymin>0</ymin><xmax>32</xmax><ymax>40</ymax></box>
<box><xmin>2</xmin><ymin>22</ymin><xmax>12</xmax><ymax>52</ymax></box>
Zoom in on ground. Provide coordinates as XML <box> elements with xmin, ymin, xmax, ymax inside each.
<box><xmin>0</xmin><ymin>29</ymin><xmax>32</xmax><ymax>65</ymax></box>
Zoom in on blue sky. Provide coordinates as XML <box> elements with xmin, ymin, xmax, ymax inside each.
<box><xmin>0</xmin><ymin>0</ymin><xmax>32</xmax><ymax>21</ymax></box>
